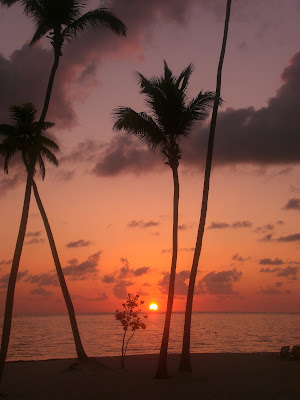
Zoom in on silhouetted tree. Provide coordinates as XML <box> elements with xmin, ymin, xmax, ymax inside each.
<box><xmin>0</xmin><ymin>103</ymin><xmax>60</xmax><ymax>382</ymax></box>
<box><xmin>113</xmin><ymin>62</ymin><xmax>217</xmax><ymax>378</ymax></box>
<box><xmin>0</xmin><ymin>0</ymin><xmax>127</xmax><ymax>123</ymax></box>
<box><xmin>179</xmin><ymin>0</ymin><xmax>232</xmax><ymax>373</ymax></box>
<box><xmin>115</xmin><ymin>294</ymin><xmax>147</xmax><ymax>369</ymax></box>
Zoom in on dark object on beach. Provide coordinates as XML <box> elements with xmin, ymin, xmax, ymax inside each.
<box><xmin>280</xmin><ymin>346</ymin><xmax>290</xmax><ymax>359</ymax></box>
<box><xmin>280</xmin><ymin>345</ymin><xmax>300</xmax><ymax>359</ymax></box>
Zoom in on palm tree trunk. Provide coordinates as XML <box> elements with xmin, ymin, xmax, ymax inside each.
<box><xmin>39</xmin><ymin>52</ymin><xmax>60</xmax><ymax>123</ymax></box>
<box><xmin>0</xmin><ymin>173</ymin><xmax>33</xmax><ymax>384</ymax></box>
<box><xmin>32</xmin><ymin>180</ymin><xmax>87</xmax><ymax>361</ymax></box>
<box><xmin>155</xmin><ymin>166</ymin><xmax>179</xmax><ymax>379</ymax></box>
<box><xmin>179</xmin><ymin>0</ymin><xmax>232</xmax><ymax>373</ymax></box>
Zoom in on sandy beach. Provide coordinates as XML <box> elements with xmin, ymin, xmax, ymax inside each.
<box><xmin>1</xmin><ymin>352</ymin><xmax>300</xmax><ymax>399</ymax></box>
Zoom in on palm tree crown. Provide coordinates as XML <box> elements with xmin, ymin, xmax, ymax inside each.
<box><xmin>1</xmin><ymin>0</ymin><xmax>127</xmax><ymax>55</ymax></box>
<box><xmin>113</xmin><ymin>61</ymin><xmax>216</xmax><ymax>169</ymax></box>
<box><xmin>0</xmin><ymin>102</ymin><xmax>59</xmax><ymax>178</ymax></box>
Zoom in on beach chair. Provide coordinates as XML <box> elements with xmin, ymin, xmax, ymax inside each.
<box><xmin>291</xmin><ymin>346</ymin><xmax>300</xmax><ymax>359</ymax></box>
<box><xmin>280</xmin><ymin>346</ymin><xmax>290</xmax><ymax>359</ymax></box>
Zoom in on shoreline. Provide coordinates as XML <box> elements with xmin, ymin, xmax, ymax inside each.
<box><xmin>2</xmin><ymin>352</ymin><xmax>300</xmax><ymax>399</ymax></box>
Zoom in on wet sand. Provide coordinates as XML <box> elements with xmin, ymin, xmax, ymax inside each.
<box><xmin>1</xmin><ymin>352</ymin><xmax>300</xmax><ymax>399</ymax></box>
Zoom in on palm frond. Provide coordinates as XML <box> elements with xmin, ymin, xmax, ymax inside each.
<box><xmin>38</xmin><ymin>154</ymin><xmax>46</xmax><ymax>180</ymax></box>
<box><xmin>39</xmin><ymin>135</ymin><xmax>60</xmax><ymax>152</ymax></box>
<box><xmin>30</xmin><ymin>21</ymin><xmax>51</xmax><ymax>45</ymax></box>
<box><xmin>176</xmin><ymin>63</ymin><xmax>194</xmax><ymax>91</ymax></box>
<box><xmin>113</xmin><ymin>107</ymin><xmax>164</xmax><ymax>150</ymax></box>
<box><xmin>64</xmin><ymin>8</ymin><xmax>126</xmax><ymax>39</ymax></box>
<box><xmin>40</xmin><ymin>146</ymin><xmax>58</xmax><ymax>167</ymax></box>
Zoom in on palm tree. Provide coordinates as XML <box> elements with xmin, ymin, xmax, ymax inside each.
<box><xmin>0</xmin><ymin>0</ymin><xmax>127</xmax><ymax>123</ymax></box>
<box><xmin>179</xmin><ymin>0</ymin><xmax>232</xmax><ymax>373</ymax></box>
<box><xmin>0</xmin><ymin>103</ymin><xmax>62</xmax><ymax>382</ymax></box>
<box><xmin>113</xmin><ymin>62</ymin><xmax>217</xmax><ymax>378</ymax></box>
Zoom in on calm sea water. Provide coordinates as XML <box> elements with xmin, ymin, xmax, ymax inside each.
<box><xmin>2</xmin><ymin>312</ymin><xmax>300</xmax><ymax>361</ymax></box>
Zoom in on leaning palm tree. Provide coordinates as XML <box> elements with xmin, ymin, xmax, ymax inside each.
<box><xmin>0</xmin><ymin>0</ymin><xmax>127</xmax><ymax>123</ymax></box>
<box><xmin>179</xmin><ymin>0</ymin><xmax>232</xmax><ymax>373</ymax></box>
<box><xmin>0</xmin><ymin>103</ymin><xmax>62</xmax><ymax>382</ymax></box>
<box><xmin>113</xmin><ymin>62</ymin><xmax>217</xmax><ymax>378</ymax></box>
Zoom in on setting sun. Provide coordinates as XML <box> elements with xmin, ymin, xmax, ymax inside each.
<box><xmin>149</xmin><ymin>303</ymin><xmax>158</xmax><ymax>311</ymax></box>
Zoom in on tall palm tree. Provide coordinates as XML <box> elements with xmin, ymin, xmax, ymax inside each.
<box><xmin>179</xmin><ymin>0</ymin><xmax>232</xmax><ymax>373</ymax></box>
<box><xmin>113</xmin><ymin>62</ymin><xmax>217</xmax><ymax>378</ymax></box>
<box><xmin>0</xmin><ymin>103</ymin><xmax>61</xmax><ymax>382</ymax></box>
<box><xmin>0</xmin><ymin>0</ymin><xmax>127</xmax><ymax>123</ymax></box>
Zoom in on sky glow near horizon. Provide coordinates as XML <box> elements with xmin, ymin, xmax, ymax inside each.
<box><xmin>0</xmin><ymin>0</ymin><xmax>300</xmax><ymax>314</ymax></box>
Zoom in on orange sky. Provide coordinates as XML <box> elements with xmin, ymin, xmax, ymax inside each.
<box><xmin>0</xmin><ymin>0</ymin><xmax>300</xmax><ymax>314</ymax></box>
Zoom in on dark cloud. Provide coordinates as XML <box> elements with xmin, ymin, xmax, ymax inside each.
<box><xmin>102</xmin><ymin>258</ymin><xmax>149</xmax><ymax>298</ymax></box>
<box><xmin>257</xmin><ymin>285</ymin><xmax>283</xmax><ymax>296</ymax></box>
<box><xmin>158</xmin><ymin>270</ymin><xmax>190</xmax><ymax>296</ymax></box>
<box><xmin>26</xmin><ymin>231</ymin><xmax>42</xmax><ymax>238</ymax></box>
<box><xmin>254</xmin><ymin>224</ymin><xmax>274</xmax><ymax>233</ymax></box>
<box><xmin>259</xmin><ymin>258</ymin><xmax>284</xmax><ymax>265</ymax></box>
<box><xmin>283</xmin><ymin>198</ymin><xmax>300</xmax><ymax>211</ymax></box>
<box><xmin>208</xmin><ymin>221</ymin><xmax>252</xmax><ymax>229</ymax></box>
<box><xmin>197</xmin><ymin>269</ymin><xmax>242</xmax><ymax>295</ymax></box>
<box><xmin>260</xmin><ymin>266</ymin><xmax>298</xmax><ymax>280</ymax></box>
<box><xmin>0</xmin><ymin>259</ymin><xmax>11</xmax><ymax>266</ymax></box>
<box><xmin>25</xmin><ymin>238</ymin><xmax>45</xmax><ymax>245</ymax></box>
<box><xmin>62</xmin><ymin>251</ymin><xmax>102</xmax><ymax>280</ymax></box>
<box><xmin>113</xmin><ymin>279</ymin><xmax>134</xmax><ymax>299</ymax></box>
<box><xmin>91</xmin><ymin>51</ymin><xmax>300</xmax><ymax>177</ymax></box>
<box><xmin>208</xmin><ymin>222</ymin><xmax>230</xmax><ymax>229</ymax></box>
<box><xmin>232</xmin><ymin>253</ymin><xmax>250</xmax><ymax>262</ymax></box>
<box><xmin>0</xmin><ymin>270</ymin><xmax>28</xmax><ymax>288</ymax></box>
<box><xmin>30</xmin><ymin>287</ymin><xmax>53</xmax><ymax>299</ymax></box>
<box><xmin>127</xmin><ymin>219</ymin><xmax>160</xmax><ymax>229</ymax></box>
<box><xmin>277</xmin><ymin>233</ymin><xmax>300</xmax><ymax>242</ymax></box>
<box><xmin>259</xmin><ymin>233</ymin><xmax>274</xmax><ymax>242</ymax></box>
<box><xmin>85</xmin><ymin>292</ymin><xmax>108</xmax><ymax>302</ymax></box>
<box><xmin>133</xmin><ymin>267</ymin><xmax>150</xmax><ymax>276</ymax></box>
<box><xmin>25</xmin><ymin>272</ymin><xmax>59</xmax><ymax>287</ymax></box>
<box><xmin>66</xmin><ymin>239</ymin><xmax>92</xmax><ymax>248</ymax></box>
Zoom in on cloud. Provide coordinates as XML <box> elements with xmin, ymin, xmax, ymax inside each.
<box><xmin>90</xmin><ymin>51</ymin><xmax>300</xmax><ymax>177</ymax></box>
<box><xmin>260</xmin><ymin>266</ymin><xmax>298</xmax><ymax>280</ymax></box>
<box><xmin>127</xmin><ymin>219</ymin><xmax>160</xmax><ymax>229</ymax></box>
<box><xmin>30</xmin><ymin>287</ymin><xmax>53</xmax><ymax>299</ymax></box>
<box><xmin>0</xmin><ymin>259</ymin><xmax>12</xmax><ymax>266</ymax></box>
<box><xmin>158</xmin><ymin>270</ymin><xmax>190</xmax><ymax>296</ymax></box>
<box><xmin>277</xmin><ymin>233</ymin><xmax>300</xmax><ymax>242</ymax></box>
<box><xmin>283</xmin><ymin>198</ymin><xmax>300</xmax><ymax>211</ymax></box>
<box><xmin>62</xmin><ymin>251</ymin><xmax>102</xmax><ymax>280</ymax></box>
<box><xmin>133</xmin><ymin>267</ymin><xmax>150</xmax><ymax>276</ymax></box>
<box><xmin>258</xmin><ymin>233</ymin><xmax>274</xmax><ymax>242</ymax></box>
<box><xmin>102</xmin><ymin>258</ymin><xmax>150</xmax><ymax>298</ymax></box>
<box><xmin>25</xmin><ymin>238</ymin><xmax>45</xmax><ymax>245</ymax></box>
<box><xmin>208</xmin><ymin>221</ymin><xmax>252</xmax><ymax>229</ymax></box>
<box><xmin>0</xmin><ymin>173</ymin><xmax>24</xmax><ymax>197</ymax></box>
<box><xmin>232</xmin><ymin>253</ymin><xmax>250</xmax><ymax>262</ymax></box>
<box><xmin>26</xmin><ymin>231</ymin><xmax>42</xmax><ymax>238</ymax></box>
<box><xmin>197</xmin><ymin>269</ymin><xmax>242</xmax><ymax>295</ymax></box>
<box><xmin>259</xmin><ymin>258</ymin><xmax>284</xmax><ymax>265</ymax></box>
<box><xmin>85</xmin><ymin>292</ymin><xmax>108</xmax><ymax>302</ymax></box>
<box><xmin>113</xmin><ymin>279</ymin><xmax>134</xmax><ymax>299</ymax></box>
<box><xmin>25</xmin><ymin>273</ymin><xmax>59</xmax><ymax>287</ymax></box>
<box><xmin>66</xmin><ymin>239</ymin><xmax>92</xmax><ymax>248</ymax></box>
<box><xmin>254</xmin><ymin>224</ymin><xmax>274</xmax><ymax>233</ymax></box>
<box><xmin>0</xmin><ymin>270</ymin><xmax>28</xmax><ymax>288</ymax></box>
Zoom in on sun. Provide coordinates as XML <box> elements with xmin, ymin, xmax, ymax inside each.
<box><xmin>149</xmin><ymin>303</ymin><xmax>158</xmax><ymax>311</ymax></box>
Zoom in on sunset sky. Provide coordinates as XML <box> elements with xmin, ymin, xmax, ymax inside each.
<box><xmin>0</xmin><ymin>0</ymin><xmax>300</xmax><ymax>314</ymax></box>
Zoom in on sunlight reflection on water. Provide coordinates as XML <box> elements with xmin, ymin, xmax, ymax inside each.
<box><xmin>2</xmin><ymin>312</ymin><xmax>300</xmax><ymax>361</ymax></box>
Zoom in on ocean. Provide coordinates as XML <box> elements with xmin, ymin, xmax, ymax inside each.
<box><xmin>2</xmin><ymin>312</ymin><xmax>300</xmax><ymax>361</ymax></box>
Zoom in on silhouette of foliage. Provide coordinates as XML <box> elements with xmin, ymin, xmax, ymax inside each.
<box><xmin>115</xmin><ymin>293</ymin><xmax>148</xmax><ymax>368</ymax></box>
